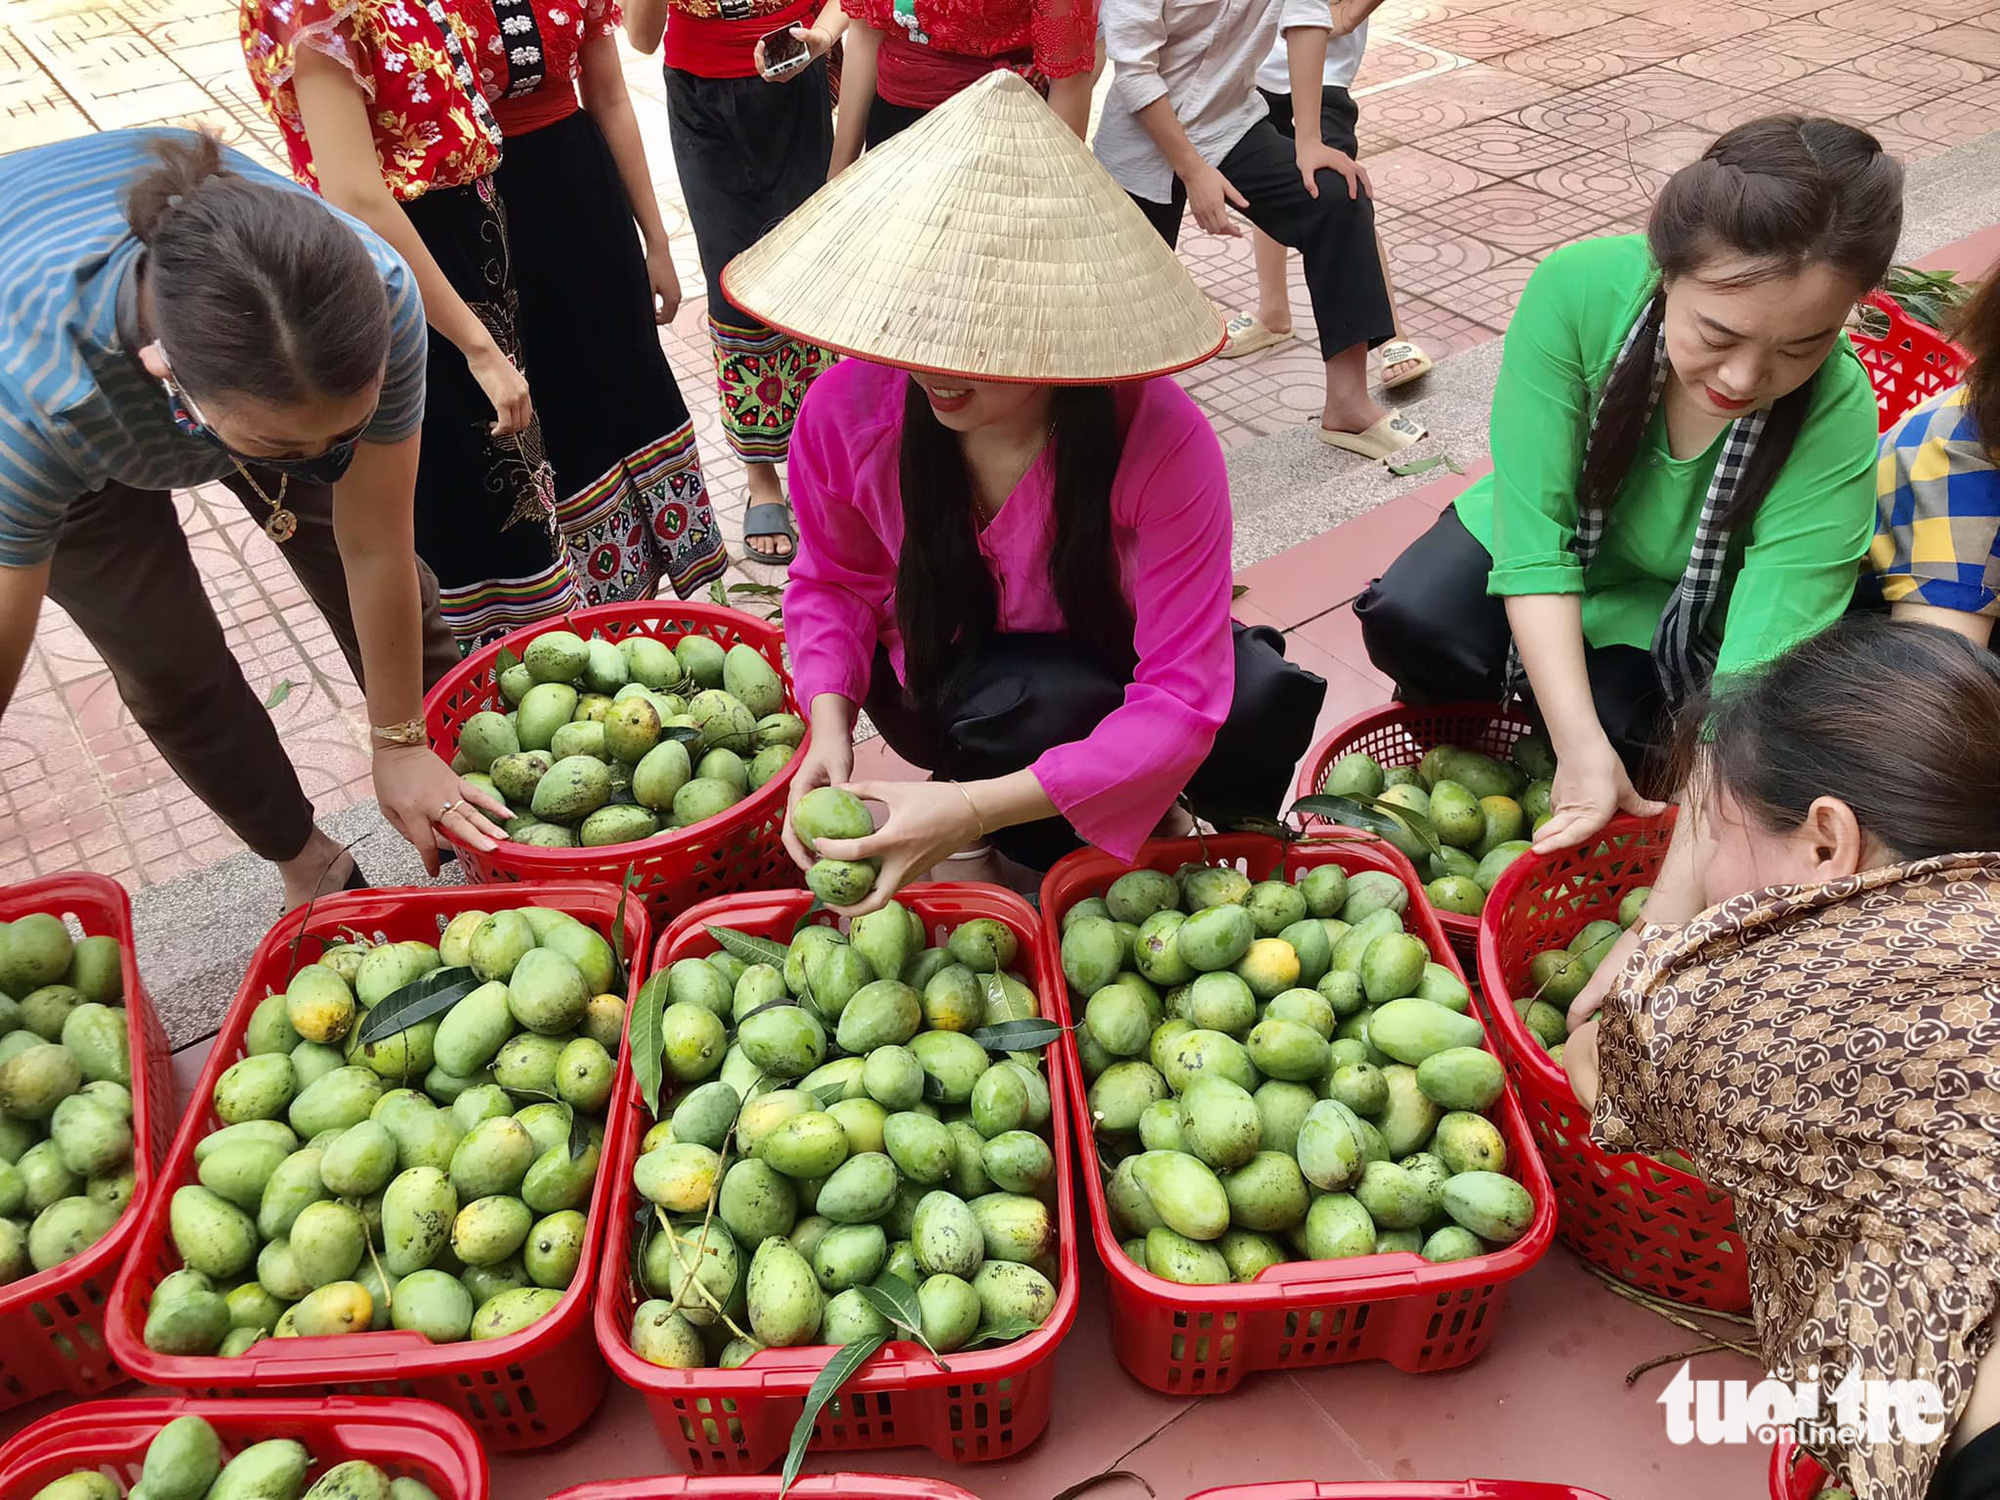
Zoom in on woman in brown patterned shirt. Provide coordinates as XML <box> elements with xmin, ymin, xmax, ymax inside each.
<box><xmin>1564</xmin><ymin>615</ymin><xmax>2000</xmax><ymax>1499</ymax></box>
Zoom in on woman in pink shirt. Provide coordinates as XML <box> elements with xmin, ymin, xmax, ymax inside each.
<box><xmin>721</xmin><ymin>72</ymin><xmax>1327</xmax><ymax>912</ymax></box>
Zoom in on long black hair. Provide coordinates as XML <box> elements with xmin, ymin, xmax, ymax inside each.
<box><xmin>895</xmin><ymin>380</ymin><xmax>1131</xmax><ymax>705</ymax></box>
<box><xmin>1578</xmin><ymin>115</ymin><xmax>1904</xmax><ymax>533</ymax></box>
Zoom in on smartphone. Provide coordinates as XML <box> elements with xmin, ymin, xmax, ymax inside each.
<box><xmin>759</xmin><ymin>24</ymin><xmax>810</xmax><ymax>76</ymax></box>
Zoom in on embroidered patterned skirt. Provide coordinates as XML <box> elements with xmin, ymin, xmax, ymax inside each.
<box><xmin>401</xmin><ymin>175</ymin><xmax>580</xmax><ymax>649</ymax></box>
<box><xmin>663</xmin><ymin>60</ymin><xmax>836</xmax><ymax>464</ymax></box>
<box><xmin>496</xmin><ymin>107</ymin><xmax>727</xmax><ymax>606</ymax></box>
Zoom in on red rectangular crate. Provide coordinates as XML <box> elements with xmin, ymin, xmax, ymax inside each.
<box><xmin>0</xmin><ymin>872</ymin><xmax>175</xmax><ymax>1410</ymax></box>
<box><xmin>593</xmin><ymin>883</ymin><xmax>1078</xmax><ymax>1474</ymax></box>
<box><xmin>551</xmin><ymin>1479</ymin><xmax>980</xmax><ymax>1500</ymax></box>
<box><xmin>1192</xmin><ymin>1485</ymin><xmax>1614</xmax><ymax>1500</ymax></box>
<box><xmin>0</xmin><ymin>1395</ymin><xmax>487</xmax><ymax>1499</ymax></box>
<box><xmin>1041</xmin><ymin>833</ymin><xmax>1555</xmax><ymax>1396</ymax></box>
<box><xmin>102</xmin><ymin>881</ymin><xmax>650</xmax><ymax>1450</ymax></box>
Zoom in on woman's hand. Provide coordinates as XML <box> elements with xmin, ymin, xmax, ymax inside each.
<box><xmin>1186</xmin><ymin>162</ymin><xmax>1249</xmax><ymax>236</ymax></box>
<box><xmin>1296</xmin><ymin>140</ymin><xmax>1369</xmax><ymax>200</ymax></box>
<box><xmin>782</xmin><ymin>734</ymin><xmax>855</xmax><ymax>871</ymax></box>
<box><xmin>645</xmin><ymin>243</ymin><xmax>683</xmax><ymax>325</ymax></box>
<box><xmin>465</xmin><ymin>341</ymin><xmax>533</xmax><ymax>436</ymax></box>
<box><xmin>371</xmin><ymin>744</ymin><xmax>511</xmax><ymax>876</ymax></box>
<box><xmin>755</xmin><ymin>24</ymin><xmax>833</xmax><ymax>80</ymax></box>
<box><xmin>1564</xmin><ymin>1016</ymin><xmax>1601</xmax><ymax>1110</ymax></box>
<box><xmin>1532</xmin><ymin>742</ymin><xmax>1666</xmax><ymax>854</ymax></box>
<box><xmin>810</xmin><ymin>779</ymin><xmax>982</xmax><ymax>917</ymax></box>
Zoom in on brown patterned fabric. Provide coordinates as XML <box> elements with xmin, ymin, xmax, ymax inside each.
<box><xmin>1591</xmin><ymin>852</ymin><xmax>2000</xmax><ymax>1498</ymax></box>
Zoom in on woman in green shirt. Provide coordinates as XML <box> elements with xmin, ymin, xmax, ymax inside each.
<box><xmin>1356</xmin><ymin>115</ymin><xmax>1901</xmax><ymax>853</ymax></box>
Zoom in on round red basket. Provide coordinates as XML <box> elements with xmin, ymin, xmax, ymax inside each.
<box><xmin>594</xmin><ymin>884</ymin><xmax>1079</xmax><ymax>1474</ymax></box>
<box><xmin>1853</xmin><ymin>290</ymin><xmax>1968</xmax><ymax>433</ymax></box>
<box><xmin>1770</xmin><ymin>1436</ymin><xmax>1833</xmax><ymax>1500</ymax></box>
<box><xmin>0</xmin><ymin>1395</ymin><xmax>487</xmax><ymax>1499</ymax></box>
<box><xmin>103</xmin><ymin>881</ymin><xmax>650</xmax><ymax>1451</ymax></box>
<box><xmin>0</xmin><ymin>872</ymin><xmax>174</xmax><ymax>1410</ymax></box>
<box><xmin>1192</xmin><ymin>1484</ymin><xmax>1613</xmax><ymax>1499</ymax></box>
<box><xmin>1475</xmin><ymin>812</ymin><xmax>1750</xmax><ymax>1313</ymax></box>
<box><xmin>1040</xmin><ymin>833</ymin><xmax>1555</xmax><ymax>1397</ymax></box>
<box><xmin>1294</xmin><ymin>702</ymin><xmax>1541</xmax><ymax>967</ymax></box>
<box><xmin>551</xmin><ymin>1478</ymin><xmax>979</xmax><ymax>1500</ymax></box>
<box><xmin>424</xmin><ymin>601</ymin><xmax>806</xmax><ymax>918</ymax></box>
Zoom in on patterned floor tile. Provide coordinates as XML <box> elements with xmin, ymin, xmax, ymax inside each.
<box><xmin>1664</xmin><ymin>38</ymin><xmax>1822</xmax><ymax>89</ymax></box>
<box><xmin>1908</xmin><ymin>21</ymin><xmax>2000</xmax><ymax>68</ymax></box>
<box><xmin>1359</xmin><ymin>143</ymin><xmax>1503</xmax><ymax>211</ymax></box>
<box><xmin>1417</xmin><ymin>115</ymin><xmax>1587</xmax><ymax>175</ymax></box>
<box><xmin>1439</xmin><ymin>179</ymin><xmax>1646</xmax><ymax>254</ymax></box>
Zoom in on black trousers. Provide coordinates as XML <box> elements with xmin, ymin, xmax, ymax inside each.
<box><xmin>863</xmin><ymin>625</ymin><xmax>1327</xmax><ymax>871</ymax></box>
<box><xmin>1132</xmin><ymin>114</ymin><xmax>1393</xmax><ymax>361</ymax></box>
<box><xmin>1353</xmin><ymin>508</ymin><xmax>1668</xmax><ymax>780</ymax></box>
<box><xmin>865</xmin><ymin>96</ymin><xmax>927</xmax><ymax>147</ymax></box>
<box><xmin>1257</xmin><ymin>84</ymin><xmax>1360</xmax><ymax>157</ymax></box>
<box><xmin>1932</xmin><ymin>1423</ymin><xmax>2000</xmax><ymax>1499</ymax></box>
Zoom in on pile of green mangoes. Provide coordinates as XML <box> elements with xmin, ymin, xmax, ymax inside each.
<box><xmin>1067</xmin><ymin>861</ymin><xmax>1538</xmax><ymax>1281</ymax></box>
<box><xmin>144</xmin><ymin>905</ymin><xmax>625</xmax><ymax>1355</ymax></box>
<box><xmin>451</xmin><ymin>627</ymin><xmax>804</xmax><ymax>849</ymax></box>
<box><xmin>623</xmin><ymin>899</ymin><xmax>1062</xmax><ymax>1368</ymax></box>
<box><xmin>1518</xmin><ymin>887</ymin><xmax>1648</xmax><ymax>1065</ymax></box>
<box><xmin>1317</xmin><ymin>733</ymin><xmax>1558</xmax><ymax>918</ymax></box>
<box><xmin>0</xmin><ymin>912</ymin><xmax>134</xmax><ymax>1285</ymax></box>
<box><xmin>28</xmin><ymin>1414</ymin><xmax>442</xmax><ymax>1500</ymax></box>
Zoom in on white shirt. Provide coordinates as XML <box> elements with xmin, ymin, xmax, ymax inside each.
<box><xmin>1255</xmin><ymin>18</ymin><xmax>1367</xmax><ymax>94</ymax></box>
<box><xmin>1095</xmin><ymin>0</ymin><xmax>1337</xmax><ymax>205</ymax></box>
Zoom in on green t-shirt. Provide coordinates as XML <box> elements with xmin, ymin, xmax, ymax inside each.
<box><xmin>1452</xmin><ymin>234</ymin><xmax>1879</xmax><ymax>689</ymax></box>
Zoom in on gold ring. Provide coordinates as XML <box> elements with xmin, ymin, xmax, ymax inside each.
<box><xmin>437</xmin><ymin>799</ymin><xmax>461</xmax><ymax>822</ymax></box>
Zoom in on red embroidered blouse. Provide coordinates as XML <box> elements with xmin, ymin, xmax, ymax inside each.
<box><xmin>847</xmin><ymin>0</ymin><xmax>1096</xmax><ymax>78</ymax></box>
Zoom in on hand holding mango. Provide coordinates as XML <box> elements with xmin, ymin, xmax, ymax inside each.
<box><xmin>625</xmin><ymin>900</ymin><xmax>1061</xmax><ymax>1369</ymax></box>
<box><xmin>454</xmin><ymin>627</ymin><xmax>803</xmax><ymax>849</ymax></box>
<box><xmin>1066</xmin><ymin>861</ymin><xmax>1536</xmax><ymax>1281</ymax></box>
<box><xmin>145</xmin><ymin>904</ymin><xmax>624</xmax><ymax>1356</ymax></box>
<box><xmin>27</xmin><ymin>1413</ymin><xmax>443</xmax><ymax>1500</ymax></box>
<box><xmin>0</xmin><ymin>912</ymin><xmax>133</xmax><ymax>1286</ymax></box>
<box><xmin>1318</xmin><ymin>732</ymin><xmax>1557</xmax><ymax>919</ymax></box>
<box><xmin>790</xmin><ymin>786</ymin><xmax>882</xmax><ymax>908</ymax></box>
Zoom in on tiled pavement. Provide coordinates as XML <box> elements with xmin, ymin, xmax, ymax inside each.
<box><xmin>5</xmin><ymin>0</ymin><xmax>2000</xmax><ymax>884</ymax></box>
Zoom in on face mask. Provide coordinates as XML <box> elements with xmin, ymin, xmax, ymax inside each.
<box><xmin>160</xmin><ymin>364</ymin><xmax>367</xmax><ymax>485</ymax></box>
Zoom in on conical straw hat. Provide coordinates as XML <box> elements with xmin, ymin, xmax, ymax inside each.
<box><xmin>720</xmin><ymin>70</ymin><xmax>1225</xmax><ymax>384</ymax></box>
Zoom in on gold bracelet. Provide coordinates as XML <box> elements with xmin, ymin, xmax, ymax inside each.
<box><xmin>370</xmin><ymin>717</ymin><xmax>427</xmax><ymax>747</ymax></box>
<box><xmin>955</xmin><ymin>782</ymin><xmax>987</xmax><ymax>839</ymax></box>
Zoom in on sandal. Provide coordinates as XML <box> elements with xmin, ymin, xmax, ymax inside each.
<box><xmin>1315</xmin><ymin>410</ymin><xmax>1427</xmax><ymax>461</ymax></box>
<box><xmin>1217</xmin><ymin>313</ymin><xmax>1296</xmax><ymax>361</ymax></box>
<box><xmin>743</xmin><ymin>500</ymin><xmax>798</xmax><ymax>567</ymax></box>
<box><xmin>1378</xmin><ymin>339</ymin><xmax>1434</xmax><ymax>390</ymax></box>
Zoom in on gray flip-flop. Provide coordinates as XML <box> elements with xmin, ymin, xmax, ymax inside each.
<box><xmin>743</xmin><ymin>500</ymin><xmax>798</xmax><ymax>566</ymax></box>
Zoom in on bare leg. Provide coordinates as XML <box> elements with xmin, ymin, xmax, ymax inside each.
<box><xmin>279</xmin><ymin>830</ymin><xmax>358</xmax><ymax>910</ymax></box>
<box><xmin>1253</xmin><ymin>228</ymin><xmax>1293</xmax><ymax>335</ymax></box>
<box><xmin>1322</xmin><ymin>341</ymin><xmax>1391</xmax><ymax>436</ymax></box>
<box><xmin>1373</xmin><ymin>227</ymin><xmax>1428</xmax><ymax>386</ymax></box>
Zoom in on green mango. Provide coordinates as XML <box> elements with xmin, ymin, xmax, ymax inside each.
<box><xmin>813</xmin><ymin>1151</ymin><xmax>898</xmax><ymax>1225</ymax></box>
<box><xmin>1416</xmin><ymin>1047</ymin><xmax>1505</xmax><ymax>1110</ymax></box>
<box><xmin>718</xmin><ymin>1158</ymin><xmax>799</xmax><ymax>1243</ymax></box>
<box><xmin>1129</xmin><ymin>1150</ymin><xmax>1228</xmax><ymax>1241</ymax></box>
<box><xmin>169</xmin><ymin>1184</ymin><xmax>257</xmax><ymax>1279</ymax></box>
<box><xmin>1368</xmin><ymin>997</ymin><xmax>1483</xmax><ymax>1065</ymax></box>
<box><xmin>134</xmin><ymin>1414</ymin><xmax>224</xmax><ymax>1500</ymax></box>
<box><xmin>1221</xmin><ymin>1149</ymin><xmax>1309</xmax><ymax>1233</ymax></box>
<box><xmin>205</xmin><ymin>1441</ymin><xmax>312</xmax><ymax>1500</ymax></box>
<box><xmin>1175</xmin><ymin>904</ymin><xmax>1255</xmax><ymax>974</ymax></box>
<box><xmin>1144</xmin><ymin>1226</ymin><xmax>1229</xmax><ymax>1284</ymax></box>
<box><xmin>746</xmin><ymin>1237</ymin><xmax>823</xmax><ymax>1347</ymax></box>
<box><xmin>1434</xmin><ymin>1111</ymin><xmax>1509</xmax><ymax>1175</ymax></box>
<box><xmin>1440</xmin><ymin>1170</ymin><xmax>1535</xmax><ymax>1244</ymax></box>
<box><xmin>470</xmin><ymin>1285</ymin><xmax>563</xmax><ymax>1339</ymax></box>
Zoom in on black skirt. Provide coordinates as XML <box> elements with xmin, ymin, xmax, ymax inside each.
<box><xmin>496</xmin><ymin>108</ymin><xmax>726</xmax><ymax>605</ymax></box>
<box><xmin>402</xmin><ymin>175</ymin><xmax>578</xmax><ymax>648</ymax></box>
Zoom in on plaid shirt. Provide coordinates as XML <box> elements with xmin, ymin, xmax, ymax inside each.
<box><xmin>1866</xmin><ymin>383</ymin><xmax>2000</xmax><ymax>616</ymax></box>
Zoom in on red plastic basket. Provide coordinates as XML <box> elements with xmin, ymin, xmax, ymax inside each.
<box><xmin>0</xmin><ymin>872</ymin><xmax>174</xmax><ymax>1410</ymax></box>
<box><xmin>1770</xmin><ymin>1436</ymin><xmax>1832</xmax><ymax>1500</ymax></box>
<box><xmin>550</xmin><ymin>1479</ymin><xmax>980</xmax><ymax>1500</ymax></box>
<box><xmin>0</xmin><ymin>1395</ymin><xmax>488</xmax><ymax>1499</ymax></box>
<box><xmin>424</xmin><ymin>601</ymin><xmax>806</xmax><ymax>918</ymax></box>
<box><xmin>1853</xmin><ymin>291</ymin><xmax>1968</xmax><ymax>433</ymax></box>
<box><xmin>1191</xmin><ymin>1485</ymin><xmax>1613</xmax><ymax>1499</ymax></box>
<box><xmin>1475</xmin><ymin>812</ymin><xmax>1750</xmax><ymax>1313</ymax></box>
<box><xmin>103</xmin><ymin>881</ymin><xmax>651</xmax><ymax>1451</ymax></box>
<box><xmin>594</xmin><ymin>884</ymin><xmax>1079</xmax><ymax>1474</ymax></box>
<box><xmin>1294</xmin><ymin>702</ymin><xmax>1541</xmax><ymax>967</ymax></box>
<box><xmin>1040</xmin><ymin>833</ymin><xmax>1555</xmax><ymax>1396</ymax></box>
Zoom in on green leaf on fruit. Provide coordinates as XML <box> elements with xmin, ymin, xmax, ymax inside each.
<box><xmin>780</xmin><ymin>1333</ymin><xmax>888</xmax><ymax>1496</ymax></box>
<box><xmin>631</xmin><ymin>976</ymin><xmax>667</xmax><ymax>1117</ymax></box>
<box><xmin>1290</xmin><ymin>793</ymin><xmax>1442</xmax><ymax>856</ymax></box>
<box><xmin>354</xmin><ymin>966</ymin><xmax>478</xmax><ymax>1045</ymax></box>
<box><xmin>706</xmin><ymin>925</ymin><xmax>790</xmax><ymax>971</ymax></box>
<box><xmin>609</xmin><ymin>863</ymin><xmax>639</xmax><ymax>992</ymax></box>
<box><xmin>496</xmin><ymin>646</ymin><xmax>521</xmax><ymax>674</ymax></box>
<box><xmin>970</xmin><ymin>1018</ymin><xmax>1065</xmax><ymax>1053</ymax></box>
<box><xmin>262</xmin><ymin>678</ymin><xmax>296</xmax><ymax>710</ymax></box>
<box><xmin>660</xmin><ymin>724</ymin><xmax>703</xmax><ymax>745</ymax></box>
<box><xmin>964</xmin><ymin>1316</ymin><xmax>1039</xmax><ymax>1348</ymax></box>
<box><xmin>790</xmin><ymin>895</ymin><xmax>828</xmax><ymax>938</ymax></box>
<box><xmin>808</xmin><ymin>1080</ymin><xmax>849</xmax><ymax>1107</ymax></box>
<box><xmin>856</xmin><ymin>1275</ymin><xmax>946</xmax><ymax>1363</ymax></box>
<box><xmin>921</xmin><ymin>1070</ymin><xmax>947</xmax><ymax>1103</ymax></box>
<box><xmin>567</xmin><ymin>1102</ymin><xmax>591</xmax><ymax>1162</ymax></box>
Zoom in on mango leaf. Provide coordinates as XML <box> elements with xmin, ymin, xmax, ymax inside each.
<box><xmin>660</xmin><ymin>724</ymin><xmax>703</xmax><ymax>744</ymax></box>
<box><xmin>1218</xmin><ymin>812</ymin><xmax>1292</xmax><ymax>841</ymax></box>
<box><xmin>737</xmin><ymin>997</ymin><xmax>803</xmax><ymax>1026</ymax></box>
<box><xmin>355</xmin><ymin>966</ymin><xmax>478</xmax><ymax>1045</ymax></box>
<box><xmin>1230</xmin><ymin>583</ymin><xmax>1249</xmax><ymax>600</ymax></box>
<box><xmin>963</xmin><ymin>1315</ymin><xmax>1040</xmax><ymax>1349</ymax></box>
<box><xmin>496</xmin><ymin>646</ymin><xmax>521</xmax><ymax>674</ymax></box>
<box><xmin>708</xmin><ymin>580</ymin><xmax>730</xmax><ymax>608</ymax></box>
<box><xmin>1094</xmin><ymin>1135</ymin><xmax>1123</xmax><ymax>1179</ymax></box>
<box><xmin>609</xmin><ymin>863</ymin><xmax>640</xmax><ymax>992</ymax></box>
<box><xmin>1291</xmin><ymin>793</ymin><xmax>1443</xmax><ymax>857</ymax></box>
<box><xmin>856</xmin><ymin>1276</ymin><xmax>945</xmax><ymax>1364</ymax></box>
<box><xmin>567</xmin><ymin>1102</ymin><xmax>591</xmax><ymax>1162</ymax></box>
<box><xmin>262</xmin><ymin>678</ymin><xmax>296</xmax><ymax>710</ymax></box>
<box><xmin>808</xmin><ymin>1080</ymin><xmax>850</xmax><ymax>1108</ymax></box>
<box><xmin>779</xmin><ymin>1333</ymin><xmax>887</xmax><ymax>1496</ymax></box>
<box><xmin>1387</xmin><ymin>452</ymin><xmax>1464</xmax><ymax>479</ymax></box>
<box><xmin>728</xmin><ymin>581</ymin><xmax>786</xmax><ymax>599</ymax></box>
<box><xmin>790</xmin><ymin>895</ymin><xmax>828</xmax><ymax>938</ymax></box>
<box><xmin>970</xmin><ymin>1018</ymin><xmax>1066</xmax><ymax>1053</ymax></box>
<box><xmin>631</xmin><ymin>973</ymin><xmax>668</xmax><ymax>1117</ymax></box>
<box><xmin>706</xmin><ymin>925</ymin><xmax>789</xmax><ymax>971</ymax></box>
<box><xmin>921</xmin><ymin>1070</ymin><xmax>947</xmax><ymax>1103</ymax></box>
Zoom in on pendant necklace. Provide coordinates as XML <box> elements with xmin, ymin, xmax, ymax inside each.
<box><xmin>229</xmin><ymin>457</ymin><xmax>298</xmax><ymax>544</ymax></box>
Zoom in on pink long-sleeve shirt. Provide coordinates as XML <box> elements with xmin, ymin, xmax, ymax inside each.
<box><xmin>783</xmin><ymin>358</ymin><xmax>1237</xmax><ymax>862</ymax></box>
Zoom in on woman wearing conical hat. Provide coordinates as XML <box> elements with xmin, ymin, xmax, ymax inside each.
<box><xmin>725</xmin><ymin>72</ymin><xmax>1328</xmax><ymax>913</ymax></box>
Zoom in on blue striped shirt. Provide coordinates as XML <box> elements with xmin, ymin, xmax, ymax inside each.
<box><xmin>0</xmin><ymin>129</ymin><xmax>428</xmax><ymax>567</ymax></box>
